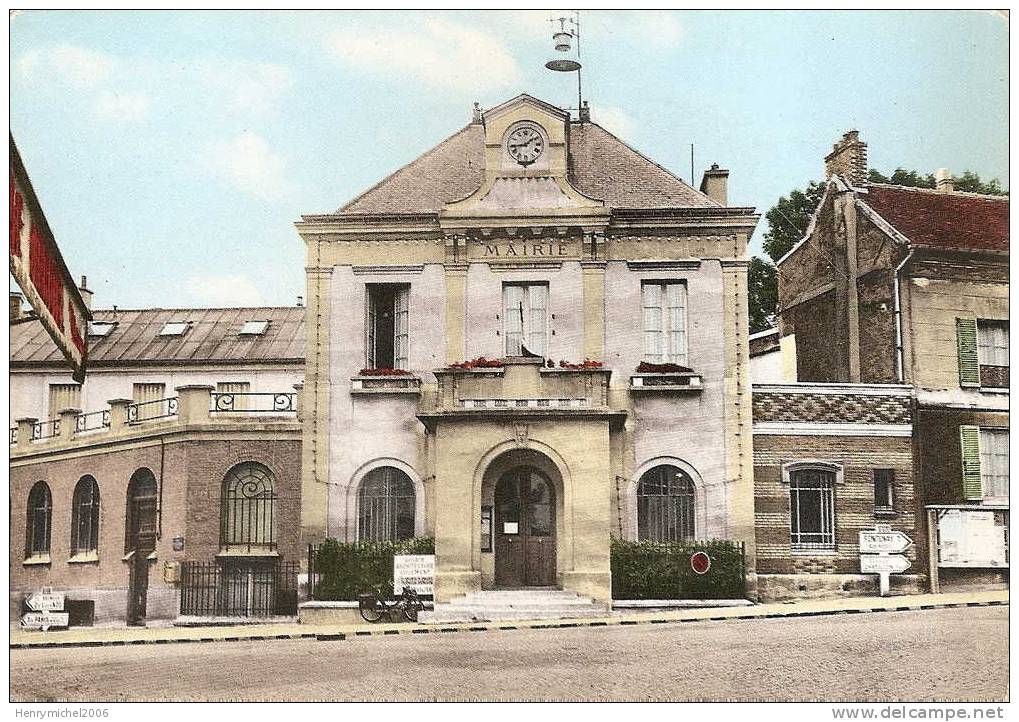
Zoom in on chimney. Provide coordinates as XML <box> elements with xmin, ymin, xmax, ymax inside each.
<box><xmin>10</xmin><ymin>292</ymin><xmax>23</xmax><ymax>322</ymax></box>
<box><xmin>78</xmin><ymin>275</ymin><xmax>93</xmax><ymax>310</ymax></box>
<box><xmin>578</xmin><ymin>100</ymin><xmax>590</xmax><ymax>123</ymax></box>
<box><xmin>936</xmin><ymin>168</ymin><xmax>954</xmax><ymax>193</ymax></box>
<box><xmin>824</xmin><ymin>130</ymin><xmax>868</xmax><ymax>186</ymax></box>
<box><xmin>471</xmin><ymin>102</ymin><xmax>482</xmax><ymax>124</ymax></box>
<box><xmin>699</xmin><ymin>163</ymin><xmax>729</xmax><ymax>206</ymax></box>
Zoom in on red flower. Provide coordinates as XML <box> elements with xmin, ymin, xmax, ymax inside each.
<box><xmin>636</xmin><ymin>361</ymin><xmax>693</xmax><ymax>374</ymax></box>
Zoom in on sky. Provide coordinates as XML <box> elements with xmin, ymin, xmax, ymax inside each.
<box><xmin>9</xmin><ymin>10</ymin><xmax>1009</xmax><ymax>310</ymax></box>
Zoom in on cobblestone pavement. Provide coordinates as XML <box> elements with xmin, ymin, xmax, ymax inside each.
<box><xmin>10</xmin><ymin>606</ymin><xmax>1007</xmax><ymax>702</ymax></box>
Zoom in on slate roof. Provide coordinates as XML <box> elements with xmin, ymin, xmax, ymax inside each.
<box><xmin>862</xmin><ymin>184</ymin><xmax>1009</xmax><ymax>254</ymax></box>
<box><xmin>337</xmin><ymin>120</ymin><xmax>717</xmax><ymax>215</ymax></box>
<box><xmin>10</xmin><ymin>306</ymin><xmax>306</xmax><ymax>366</ymax></box>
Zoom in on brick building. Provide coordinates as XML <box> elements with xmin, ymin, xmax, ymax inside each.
<box><xmin>752</xmin><ymin>383</ymin><xmax>918</xmax><ymax>599</ymax></box>
<box><xmin>776</xmin><ymin>131</ymin><xmax>1009</xmax><ymax>590</ymax></box>
<box><xmin>10</xmin><ymin>302</ymin><xmax>304</xmax><ymax>625</ymax></box>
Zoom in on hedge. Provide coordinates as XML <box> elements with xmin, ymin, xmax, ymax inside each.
<box><xmin>311</xmin><ymin>537</ymin><xmax>434</xmax><ymax>601</ymax></box>
<box><xmin>610</xmin><ymin>538</ymin><xmax>746</xmax><ymax>600</ymax></box>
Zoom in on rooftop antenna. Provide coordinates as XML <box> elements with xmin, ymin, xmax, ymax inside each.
<box><xmin>544</xmin><ymin>11</ymin><xmax>582</xmax><ymax>112</ymax></box>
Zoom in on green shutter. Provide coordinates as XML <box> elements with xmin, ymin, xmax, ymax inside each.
<box><xmin>959</xmin><ymin>425</ymin><xmax>983</xmax><ymax>500</ymax></box>
<box><xmin>956</xmin><ymin>317</ymin><xmax>980</xmax><ymax>387</ymax></box>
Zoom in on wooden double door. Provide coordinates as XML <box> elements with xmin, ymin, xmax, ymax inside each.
<box><xmin>494</xmin><ymin>467</ymin><xmax>556</xmax><ymax>587</ymax></box>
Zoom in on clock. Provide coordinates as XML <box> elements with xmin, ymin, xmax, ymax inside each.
<box><xmin>506</xmin><ymin>125</ymin><xmax>545</xmax><ymax>166</ymax></box>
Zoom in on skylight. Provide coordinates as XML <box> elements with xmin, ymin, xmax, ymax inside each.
<box><xmin>239</xmin><ymin>320</ymin><xmax>269</xmax><ymax>336</ymax></box>
<box><xmin>158</xmin><ymin>322</ymin><xmax>190</xmax><ymax>337</ymax></box>
<box><xmin>87</xmin><ymin>322</ymin><xmax>117</xmax><ymax>338</ymax></box>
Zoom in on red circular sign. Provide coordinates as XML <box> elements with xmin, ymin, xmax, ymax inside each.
<box><xmin>690</xmin><ymin>551</ymin><xmax>711</xmax><ymax>575</ymax></box>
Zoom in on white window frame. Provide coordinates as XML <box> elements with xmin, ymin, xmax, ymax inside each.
<box><xmin>158</xmin><ymin>321</ymin><xmax>190</xmax><ymax>336</ymax></box>
<box><xmin>239</xmin><ymin>320</ymin><xmax>269</xmax><ymax>336</ymax></box>
<box><xmin>641</xmin><ymin>281</ymin><xmax>688</xmax><ymax>365</ymax></box>
<box><xmin>366</xmin><ymin>285</ymin><xmax>411</xmax><ymax>370</ymax></box>
<box><xmin>977</xmin><ymin>320</ymin><xmax>1009</xmax><ymax>367</ymax></box>
<box><xmin>978</xmin><ymin>427</ymin><xmax>1009</xmax><ymax>502</ymax></box>
<box><xmin>503</xmin><ymin>282</ymin><xmax>548</xmax><ymax>357</ymax></box>
<box><xmin>782</xmin><ymin>461</ymin><xmax>841</xmax><ymax>552</ymax></box>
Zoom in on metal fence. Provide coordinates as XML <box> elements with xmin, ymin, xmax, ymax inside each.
<box><xmin>210</xmin><ymin>392</ymin><xmax>297</xmax><ymax>414</ymax></box>
<box><xmin>179</xmin><ymin>560</ymin><xmax>299</xmax><ymax>617</ymax></box>
<box><xmin>128</xmin><ymin>397</ymin><xmax>178</xmax><ymax>423</ymax></box>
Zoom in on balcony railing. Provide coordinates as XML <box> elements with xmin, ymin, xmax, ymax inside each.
<box><xmin>128</xmin><ymin>397</ymin><xmax>179</xmax><ymax>423</ymax></box>
<box><xmin>34</xmin><ymin>419</ymin><xmax>60</xmax><ymax>440</ymax></box>
<box><xmin>12</xmin><ymin>388</ymin><xmax>300</xmax><ymax>450</ymax></box>
<box><xmin>458</xmin><ymin>397</ymin><xmax>589</xmax><ymax>410</ymax></box>
<box><xmin>211</xmin><ymin>392</ymin><xmax>298</xmax><ymax>414</ymax></box>
<box><xmin>75</xmin><ymin>409</ymin><xmax>111</xmax><ymax>434</ymax></box>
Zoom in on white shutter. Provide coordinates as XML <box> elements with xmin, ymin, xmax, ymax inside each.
<box><xmin>666</xmin><ymin>282</ymin><xmax>688</xmax><ymax>365</ymax></box>
<box><xmin>503</xmin><ymin>285</ymin><xmax>524</xmax><ymax>356</ymax></box>
<box><xmin>394</xmin><ymin>286</ymin><xmax>410</xmax><ymax>370</ymax></box>
<box><xmin>642</xmin><ymin>283</ymin><xmax>663</xmax><ymax>361</ymax></box>
<box><xmin>527</xmin><ymin>284</ymin><xmax>548</xmax><ymax>356</ymax></box>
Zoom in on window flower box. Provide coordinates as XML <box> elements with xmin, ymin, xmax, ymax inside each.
<box><xmin>350</xmin><ymin>373</ymin><xmax>422</xmax><ymax>394</ymax></box>
<box><xmin>630</xmin><ymin>370</ymin><xmax>703</xmax><ymax>393</ymax></box>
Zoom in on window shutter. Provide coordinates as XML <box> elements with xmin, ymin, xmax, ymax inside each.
<box><xmin>959</xmin><ymin>425</ymin><xmax>983</xmax><ymax>500</ymax></box>
<box><xmin>956</xmin><ymin>317</ymin><xmax>980</xmax><ymax>387</ymax></box>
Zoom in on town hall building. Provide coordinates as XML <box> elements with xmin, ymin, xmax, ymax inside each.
<box><xmin>295</xmin><ymin>94</ymin><xmax>760</xmax><ymax>605</ymax></box>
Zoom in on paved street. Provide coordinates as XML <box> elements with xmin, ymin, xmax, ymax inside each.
<box><xmin>10</xmin><ymin>606</ymin><xmax>1007</xmax><ymax>702</ymax></box>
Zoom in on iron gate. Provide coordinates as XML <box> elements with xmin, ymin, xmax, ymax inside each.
<box><xmin>179</xmin><ymin>560</ymin><xmax>298</xmax><ymax>617</ymax></box>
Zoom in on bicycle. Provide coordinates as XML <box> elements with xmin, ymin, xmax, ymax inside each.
<box><xmin>358</xmin><ymin>586</ymin><xmax>424</xmax><ymax>623</ymax></box>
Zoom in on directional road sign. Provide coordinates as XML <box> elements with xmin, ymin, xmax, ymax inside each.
<box><xmin>859</xmin><ymin>530</ymin><xmax>913</xmax><ymax>555</ymax></box>
<box><xmin>859</xmin><ymin>554</ymin><xmax>911</xmax><ymax>574</ymax></box>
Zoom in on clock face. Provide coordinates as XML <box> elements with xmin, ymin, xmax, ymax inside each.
<box><xmin>506</xmin><ymin>125</ymin><xmax>544</xmax><ymax>165</ymax></box>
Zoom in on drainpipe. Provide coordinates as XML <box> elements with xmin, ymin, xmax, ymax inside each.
<box><xmin>893</xmin><ymin>250</ymin><xmax>914</xmax><ymax>383</ymax></box>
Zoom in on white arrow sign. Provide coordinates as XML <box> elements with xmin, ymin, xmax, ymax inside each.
<box><xmin>26</xmin><ymin>591</ymin><xmax>64</xmax><ymax>612</ymax></box>
<box><xmin>860</xmin><ymin>554</ymin><xmax>911</xmax><ymax>574</ymax></box>
<box><xmin>859</xmin><ymin>530</ymin><xmax>913</xmax><ymax>554</ymax></box>
<box><xmin>20</xmin><ymin>611</ymin><xmax>69</xmax><ymax>631</ymax></box>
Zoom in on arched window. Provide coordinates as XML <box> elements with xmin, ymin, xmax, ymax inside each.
<box><xmin>637</xmin><ymin>464</ymin><xmax>695</xmax><ymax>542</ymax></box>
<box><xmin>358</xmin><ymin>466</ymin><xmax>415</xmax><ymax>541</ymax></box>
<box><xmin>25</xmin><ymin>482</ymin><xmax>52</xmax><ymax>558</ymax></box>
<box><xmin>125</xmin><ymin>469</ymin><xmax>158</xmax><ymax>553</ymax></box>
<box><xmin>221</xmin><ymin>462</ymin><xmax>277</xmax><ymax>551</ymax></box>
<box><xmin>71</xmin><ymin>476</ymin><xmax>101</xmax><ymax>555</ymax></box>
<box><xmin>788</xmin><ymin>467</ymin><xmax>837</xmax><ymax>550</ymax></box>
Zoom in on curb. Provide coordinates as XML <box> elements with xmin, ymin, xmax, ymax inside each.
<box><xmin>9</xmin><ymin>598</ymin><xmax>1006</xmax><ymax>650</ymax></box>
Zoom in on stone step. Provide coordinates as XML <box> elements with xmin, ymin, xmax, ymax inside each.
<box><xmin>420</xmin><ymin>588</ymin><xmax>608</xmax><ymax>624</ymax></box>
<box><xmin>420</xmin><ymin>606</ymin><xmax>608</xmax><ymax>623</ymax></box>
<box><xmin>444</xmin><ymin>598</ymin><xmax>597</xmax><ymax>609</ymax></box>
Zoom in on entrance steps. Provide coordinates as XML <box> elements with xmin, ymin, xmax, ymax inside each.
<box><xmin>420</xmin><ymin>589</ymin><xmax>609</xmax><ymax>624</ymax></box>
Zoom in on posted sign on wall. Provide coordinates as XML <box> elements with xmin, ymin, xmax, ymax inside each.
<box><xmin>937</xmin><ymin>509</ymin><xmax>1008</xmax><ymax>568</ymax></box>
<box><xmin>393</xmin><ymin>554</ymin><xmax>435</xmax><ymax>597</ymax></box>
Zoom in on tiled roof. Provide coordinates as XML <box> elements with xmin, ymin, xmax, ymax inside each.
<box><xmin>337</xmin><ymin>121</ymin><xmax>717</xmax><ymax>214</ymax></box>
<box><xmin>10</xmin><ymin>306</ymin><xmax>305</xmax><ymax>366</ymax></box>
<box><xmin>862</xmin><ymin>184</ymin><xmax>1009</xmax><ymax>254</ymax></box>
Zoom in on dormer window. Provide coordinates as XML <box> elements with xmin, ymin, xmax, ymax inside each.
<box><xmin>239</xmin><ymin>320</ymin><xmax>269</xmax><ymax>336</ymax></box>
<box><xmin>158</xmin><ymin>322</ymin><xmax>190</xmax><ymax>337</ymax></box>
<box><xmin>87</xmin><ymin>321</ymin><xmax>116</xmax><ymax>338</ymax></box>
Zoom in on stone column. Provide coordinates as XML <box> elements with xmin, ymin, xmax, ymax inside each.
<box><xmin>175</xmin><ymin>385</ymin><xmax>214</xmax><ymax>424</ymax></box>
<box><xmin>15</xmin><ymin>417</ymin><xmax>38</xmax><ymax>450</ymax></box>
<box><xmin>59</xmin><ymin>408</ymin><xmax>81</xmax><ymax>441</ymax></box>
<box><xmin>292</xmin><ymin>383</ymin><xmax>305</xmax><ymax>423</ymax></box>
<box><xmin>108</xmin><ymin>399</ymin><xmax>134</xmax><ymax>432</ymax></box>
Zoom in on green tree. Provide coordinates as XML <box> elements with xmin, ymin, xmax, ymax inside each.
<box><xmin>748</xmin><ymin>256</ymin><xmax>778</xmax><ymax>334</ymax></box>
<box><xmin>761</xmin><ymin>181</ymin><xmax>826</xmax><ymax>262</ymax></box>
<box><xmin>868</xmin><ymin>167</ymin><xmax>1007</xmax><ymax>196</ymax></box>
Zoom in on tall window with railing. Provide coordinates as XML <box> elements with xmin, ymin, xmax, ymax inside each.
<box><xmin>641</xmin><ymin>281</ymin><xmax>688</xmax><ymax>365</ymax></box>
<box><xmin>220</xmin><ymin>462</ymin><xmax>277</xmax><ymax>551</ymax></box>
<box><xmin>637</xmin><ymin>464</ymin><xmax>696</xmax><ymax>542</ymax></box>
<box><xmin>25</xmin><ymin>481</ymin><xmax>52</xmax><ymax>559</ymax></box>
<box><xmin>503</xmin><ymin>282</ymin><xmax>548</xmax><ymax>357</ymax></box>
<box><xmin>789</xmin><ymin>467</ymin><xmax>837</xmax><ymax>550</ymax></box>
<box><xmin>358</xmin><ymin>466</ymin><xmax>416</xmax><ymax>541</ymax></box>
<box><xmin>71</xmin><ymin>475</ymin><xmax>101</xmax><ymax>556</ymax></box>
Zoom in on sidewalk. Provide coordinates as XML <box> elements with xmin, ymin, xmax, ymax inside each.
<box><xmin>10</xmin><ymin>589</ymin><xmax>1007</xmax><ymax>650</ymax></box>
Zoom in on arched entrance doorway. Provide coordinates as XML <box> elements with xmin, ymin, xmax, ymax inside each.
<box><xmin>494</xmin><ymin>466</ymin><xmax>556</xmax><ymax>587</ymax></box>
<box><xmin>125</xmin><ymin>469</ymin><xmax>158</xmax><ymax>626</ymax></box>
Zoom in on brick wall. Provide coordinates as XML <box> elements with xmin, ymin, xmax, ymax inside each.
<box><xmin>9</xmin><ymin>433</ymin><xmax>301</xmax><ymax>624</ymax></box>
<box><xmin>753</xmin><ymin>433</ymin><xmax>917</xmax><ymax>576</ymax></box>
<box><xmin>752</xmin><ymin>387</ymin><xmax>911</xmax><ymax>424</ymax></box>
